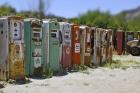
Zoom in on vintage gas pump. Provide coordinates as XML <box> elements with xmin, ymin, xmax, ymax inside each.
<box><xmin>24</xmin><ymin>18</ymin><xmax>44</xmax><ymax>77</ymax></box>
<box><xmin>117</xmin><ymin>29</ymin><xmax>125</xmax><ymax>55</ymax></box>
<box><xmin>59</xmin><ymin>22</ymin><xmax>71</xmax><ymax>70</ymax></box>
<box><xmin>71</xmin><ymin>24</ymin><xmax>81</xmax><ymax>66</ymax></box>
<box><xmin>93</xmin><ymin>28</ymin><xmax>102</xmax><ymax>66</ymax></box>
<box><xmin>80</xmin><ymin>26</ymin><xmax>91</xmax><ymax>66</ymax></box>
<box><xmin>43</xmin><ymin>19</ymin><xmax>62</xmax><ymax>72</ymax></box>
<box><xmin>0</xmin><ymin>16</ymin><xmax>24</xmax><ymax>80</ymax></box>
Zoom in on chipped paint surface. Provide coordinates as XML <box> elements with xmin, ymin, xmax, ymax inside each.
<box><xmin>80</xmin><ymin>26</ymin><xmax>91</xmax><ymax>66</ymax></box>
<box><xmin>24</xmin><ymin>18</ymin><xmax>44</xmax><ymax>76</ymax></box>
<box><xmin>9</xmin><ymin>18</ymin><xmax>25</xmax><ymax>80</ymax></box>
<box><xmin>91</xmin><ymin>28</ymin><xmax>113</xmax><ymax>66</ymax></box>
<box><xmin>59</xmin><ymin>22</ymin><xmax>72</xmax><ymax>69</ymax></box>
<box><xmin>71</xmin><ymin>24</ymin><xmax>81</xmax><ymax>66</ymax></box>
<box><xmin>93</xmin><ymin>28</ymin><xmax>102</xmax><ymax>65</ymax></box>
<box><xmin>107</xmin><ymin>29</ymin><xmax>113</xmax><ymax>61</ymax></box>
<box><xmin>9</xmin><ymin>43</ymin><xmax>24</xmax><ymax>80</ymax></box>
<box><xmin>0</xmin><ymin>16</ymin><xmax>24</xmax><ymax>80</ymax></box>
<box><xmin>0</xmin><ymin>18</ymin><xmax>9</xmax><ymax>80</ymax></box>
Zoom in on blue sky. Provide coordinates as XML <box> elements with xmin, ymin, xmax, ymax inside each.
<box><xmin>0</xmin><ymin>0</ymin><xmax>140</xmax><ymax>18</ymax></box>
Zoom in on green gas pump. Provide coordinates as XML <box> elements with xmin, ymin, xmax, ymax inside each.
<box><xmin>24</xmin><ymin>18</ymin><xmax>44</xmax><ymax>77</ymax></box>
<box><xmin>43</xmin><ymin>19</ymin><xmax>62</xmax><ymax>72</ymax></box>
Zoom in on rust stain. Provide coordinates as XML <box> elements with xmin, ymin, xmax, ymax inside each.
<box><xmin>9</xmin><ymin>43</ymin><xmax>24</xmax><ymax>80</ymax></box>
<box><xmin>92</xmin><ymin>28</ymin><xmax>113</xmax><ymax>66</ymax></box>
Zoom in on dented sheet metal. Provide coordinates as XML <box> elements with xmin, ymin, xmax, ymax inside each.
<box><xmin>80</xmin><ymin>26</ymin><xmax>91</xmax><ymax>66</ymax></box>
<box><xmin>91</xmin><ymin>27</ymin><xmax>113</xmax><ymax>66</ymax></box>
<box><xmin>0</xmin><ymin>16</ymin><xmax>25</xmax><ymax>80</ymax></box>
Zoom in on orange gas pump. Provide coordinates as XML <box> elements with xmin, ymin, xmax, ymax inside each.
<box><xmin>71</xmin><ymin>24</ymin><xmax>81</xmax><ymax>66</ymax></box>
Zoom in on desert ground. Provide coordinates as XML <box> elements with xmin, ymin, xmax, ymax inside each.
<box><xmin>0</xmin><ymin>55</ymin><xmax>140</xmax><ymax>93</ymax></box>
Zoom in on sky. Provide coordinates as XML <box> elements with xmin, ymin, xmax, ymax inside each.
<box><xmin>0</xmin><ymin>0</ymin><xmax>140</xmax><ymax>18</ymax></box>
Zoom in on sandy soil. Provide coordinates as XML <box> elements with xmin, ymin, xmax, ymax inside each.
<box><xmin>0</xmin><ymin>55</ymin><xmax>140</xmax><ymax>93</ymax></box>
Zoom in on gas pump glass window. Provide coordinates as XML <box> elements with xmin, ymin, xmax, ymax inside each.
<box><xmin>33</xmin><ymin>27</ymin><xmax>42</xmax><ymax>39</ymax></box>
<box><xmin>65</xmin><ymin>32</ymin><xmax>69</xmax><ymax>39</ymax></box>
<box><xmin>34</xmin><ymin>33</ymin><xmax>40</xmax><ymax>38</ymax></box>
<box><xmin>51</xmin><ymin>30</ymin><xmax>57</xmax><ymax>38</ymax></box>
<box><xmin>64</xmin><ymin>31</ymin><xmax>70</xmax><ymax>44</ymax></box>
<box><xmin>87</xmin><ymin>33</ymin><xmax>90</xmax><ymax>43</ymax></box>
<box><xmin>75</xmin><ymin>31</ymin><xmax>79</xmax><ymax>40</ymax></box>
<box><xmin>12</xmin><ymin>21</ymin><xmax>22</xmax><ymax>40</ymax></box>
<box><xmin>14</xmin><ymin>22</ymin><xmax>17</xmax><ymax>27</ymax></box>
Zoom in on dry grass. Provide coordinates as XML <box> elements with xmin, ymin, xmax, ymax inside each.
<box><xmin>102</xmin><ymin>59</ymin><xmax>140</xmax><ymax>70</ymax></box>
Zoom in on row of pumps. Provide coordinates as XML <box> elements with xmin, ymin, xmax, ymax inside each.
<box><xmin>0</xmin><ymin>16</ymin><xmax>113</xmax><ymax>81</ymax></box>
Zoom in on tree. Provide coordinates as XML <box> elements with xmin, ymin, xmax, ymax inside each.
<box><xmin>69</xmin><ymin>10</ymin><xmax>140</xmax><ymax>31</ymax></box>
<box><xmin>0</xmin><ymin>4</ymin><xmax>16</xmax><ymax>16</ymax></box>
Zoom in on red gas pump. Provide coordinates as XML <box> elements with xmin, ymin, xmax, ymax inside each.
<box><xmin>71</xmin><ymin>24</ymin><xmax>81</xmax><ymax>66</ymax></box>
<box><xmin>117</xmin><ymin>29</ymin><xmax>124</xmax><ymax>55</ymax></box>
<box><xmin>59</xmin><ymin>22</ymin><xmax>71</xmax><ymax>70</ymax></box>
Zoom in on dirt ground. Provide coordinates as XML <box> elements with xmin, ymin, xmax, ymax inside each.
<box><xmin>0</xmin><ymin>55</ymin><xmax>140</xmax><ymax>93</ymax></box>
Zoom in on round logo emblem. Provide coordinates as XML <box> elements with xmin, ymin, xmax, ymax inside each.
<box><xmin>87</xmin><ymin>47</ymin><xmax>91</xmax><ymax>52</ymax></box>
<box><xmin>66</xmin><ymin>47</ymin><xmax>70</xmax><ymax>54</ymax></box>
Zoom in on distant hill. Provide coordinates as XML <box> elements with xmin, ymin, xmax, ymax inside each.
<box><xmin>122</xmin><ymin>6</ymin><xmax>140</xmax><ymax>21</ymax></box>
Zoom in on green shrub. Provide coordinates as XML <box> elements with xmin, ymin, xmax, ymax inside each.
<box><xmin>45</xmin><ymin>68</ymin><xmax>53</xmax><ymax>78</ymax></box>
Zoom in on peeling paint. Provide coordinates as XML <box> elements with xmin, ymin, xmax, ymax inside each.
<box><xmin>0</xmin><ymin>16</ymin><xmax>24</xmax><ymax>80</ymax></box>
